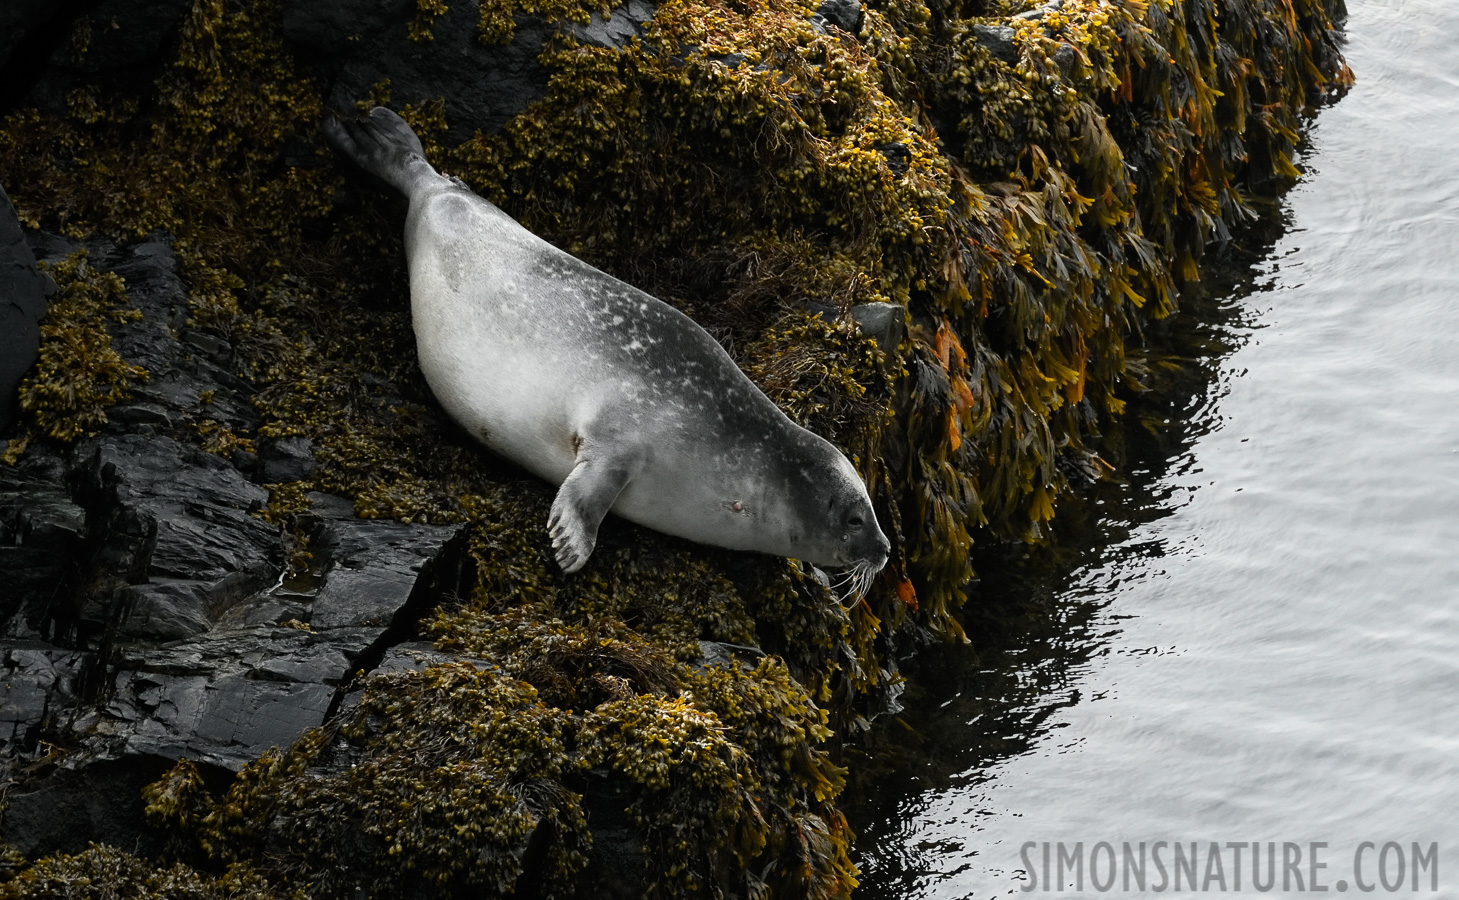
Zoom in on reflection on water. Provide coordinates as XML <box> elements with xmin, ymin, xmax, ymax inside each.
<box><xmin>847</xmin><ymin>1</ymin><xmax>1459</xmax><ymax>895</ymax></box>
<box><xmin>844</xmin><ymin>215</ymin><xmax>1285</xmax><ymax>894</ymax></box>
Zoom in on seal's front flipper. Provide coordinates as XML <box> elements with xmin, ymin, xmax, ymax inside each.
<box><xmin>548</xmin><ymin>456</ymin><xmax>633</xmax><ymax>573</ymax></box>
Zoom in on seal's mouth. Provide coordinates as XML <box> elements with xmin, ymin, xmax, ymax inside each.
<box><xmin>829</xmin><ymin>558</ymin><xmax>881</xmax><ymax>606</ymax></box>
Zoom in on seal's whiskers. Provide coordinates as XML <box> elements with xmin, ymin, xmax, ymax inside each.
<box><xmin>829</xmin><ymin>561</ymin><xmax>877</xmax><ymax>606</ymax></box>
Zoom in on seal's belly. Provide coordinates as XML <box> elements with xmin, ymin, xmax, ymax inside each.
<box><xmin>407</xmin><ymin>263</ymin><xmax>567</xmax><ymax>473</ymax></box>
<box><xmin>412</xmin><ymin>303</ymin><xmax>586</xmax><ymax>483</ymax></box>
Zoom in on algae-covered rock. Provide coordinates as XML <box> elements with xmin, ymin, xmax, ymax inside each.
<box><xmin>0</xmin><ymin>0</ymin><xmax>1348</xmax><ymax>895</ymax></box>
<box><xmin>0</xmin><ymin>239</ymin><xmax>471</xmax><ymax>860</ymax></box>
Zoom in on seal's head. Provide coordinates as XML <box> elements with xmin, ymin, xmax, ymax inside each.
<box><xmin>784</xmin><ymin>438</ymin><xmax>891</xmax><ymax>599</ymax></box>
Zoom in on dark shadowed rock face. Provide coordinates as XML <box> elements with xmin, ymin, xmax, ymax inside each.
<box><xmin>4</xmin><ymin>0</ymin><xmax>656</xmax><ymax>142</ymax></box>
<box><xmin>0</xmin><ymin>233</ymin><xmax>472</xmax><ymax>857</ymax></box>
<box><xmin>1</xmin><ymin>758</ymin><xmax>174</xmax><ymax>859</ymax></box>
<box><xmin>0</xmin><ymin>0</ymin><xmax>54</xmax><ymax>72</ymax></box>
<box><xmin>0</xmin><ymin>0</ymin><xmax>78</xmax><ymax>111</ymax></box>
<box><xmin>280</xmin><ymin>0</ymin><xmax>659</xmax><ymax>139</ymax></box>
<box><xmin>0</xmin><ymin>186</ymin><xmax>49</xmax><ymax>433</ymax></box>
<box><xmin>7</xmin><ymin>0</ymin><xmax>195</xmax><ymax>116</ymax></box>
<box><xmin>281</xmin><ymin>0</ymin><xmax>559</xmax><ymax>141</ymax></box>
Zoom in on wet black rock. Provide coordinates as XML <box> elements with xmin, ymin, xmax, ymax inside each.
<box><xmin>0</xmin><ymin>455</ymin><xmax>83</xmax><ymax>645</ymax></box>
<box><xmin>1012</xmin><ymin>0</ymin><xmax>1064</xmax><ymax>19</ymax></box>
<box><xmin>282</xmin><ymin>0</ymin><xmax>554</xmax><ymax>141</ymax></box>
<box><xmin>812</xmin><ymin>0</ymin><xmax>864</xmax><ymax>35</ymax></box>
<box><xmin>0</xmin><ymin>232</ymin><xmax>473</xmax><ymax>857</ymax></box>
<box><xmin>972</xmin><ymin>24</ymin><xmax>1018</xmax><ymax>65</ymax></box>
<box><xmin>568</xmin><ymin>0</ymin><xmax>657</xmax><ymax>49</ymax></box>
<box><xmin>849</xmin><ymin>301</ymin><xmax>906</xmax><ymax>353</ymax></box>
<box><xmin>75</xmin><ymin>433</ymin><xmax>280</xmax><ymax>641</ymax></box>
<box><xmin>258</xmin><ymin>434</ymin><xmax>317</xmax><ymax>484</ymax></box>
<box><xmin>1052</xmin><ymin>41</ymin><xmax>1078</xmax><ymax>75</ymax></box>
<box><xmin>0</xmin><ymin>186</ymin><xmax>49</xmax><ymax>434</ymax></box>
<box><xmin>1</xmin><ymin>758</ymin><xmax>173</xmax><ymax>859</ymax></box>
<box><xmin>876</xmin><ymin>140</ymin><xmax>912</xmax><ymax>176</ymax></box>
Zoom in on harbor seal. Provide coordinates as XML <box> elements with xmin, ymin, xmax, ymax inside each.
<box><xmin>323</xmin><ymin>107</ymin><xmax>890</xmax><ymax>591</ymax></box>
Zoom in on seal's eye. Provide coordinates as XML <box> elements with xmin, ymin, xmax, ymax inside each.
<box><xmin>848</xmin><ymin>516</ymin><xmax>864</xmax><ymax>528</ymax></box>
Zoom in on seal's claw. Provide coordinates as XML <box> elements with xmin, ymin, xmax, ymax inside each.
<box><xmin>548</xmin><ymin>493</ymin><xmax>596</xmax><ymax>574</ymax></box>
<box><xmin>555</xmin><ymin>543</ymin><xmax>587</xmax><ymax>574</ymax></box>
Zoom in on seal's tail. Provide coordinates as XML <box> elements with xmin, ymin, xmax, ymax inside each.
<box><xmin>321</xmin><ymin>106</ymin><xmax>428</xmax><ymax>196</ymax></box>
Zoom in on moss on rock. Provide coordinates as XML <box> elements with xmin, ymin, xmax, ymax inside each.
<box><xmin>0</xmin><ymin>844</ymin><xmax>275</xmax><ymax>900</ymax></box>
<box><xmin>7</xmin><ymin>251</ymin><xmax>148</xmax><ymax>454</ymax></box>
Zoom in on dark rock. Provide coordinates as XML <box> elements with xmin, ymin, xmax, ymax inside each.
<box><xmin>0</xmin><ymin>644</ymin><xmax>87</xmax><ymax>751</ymax></box>
<box><xmin>257</xmin><ymin>434</ymin><xmax>316</xmax><ymax>484</ymax></box>
<box><xmin>91</xmin><ymin>631</ymin><xmax>345</xmax><ymax>762</ymax></box>
<box><xmin>803</xmin><ymin>301</ymin><xmax>837</xmax><ymax>321</ymax></box>
<box><xmin>876</xmin><ymin>140</ymin><xmax>911</xmax><ymax>176</ymax></box>
<box><xmin>11</xmin><ymin>0</ymin><xmax>652</xmax><ymax>145</ymax></box>
<box><xmin>812</xmin><ymin>0</ymin><xmax>863</xmax><ymax>35</ymax></box>
<box><xmin>73</xmin><ymin>433</ymin><xmax>281</xmax><ymax>639</ymax></box>
<box><xmin>0</xmin><ymin>0</ymin><xmax>55</xmax><ymax>73</ymax></box>
<box><xmin>0</xmin><ymin>0</ymin><xmax>76</xmax><ymax>110</ymax></box>
<box><xmin>0</xmin><ymin>185</ymin><xmax>48</xmax><ymax>433</ymax></box>
<box><xmin>1</xmin><ymin>231</ymin><xmax>476</xmax><ymax>855</ymax></box>
<box><xmin>570</xmin><ymin>0</ymin><xmax>657</xmax><ymax>49</ymax></box>
<box><xmin>0</xmin><ymin>452</ymin><xmax>87</xmax><ymax>641</ymax></box>
<box><xmin>1052</xmin><ymin>41</ymin><xmax>1078</xmax><ymax>75</ymax></box>
<box><xmin>282</xmin><ymin>0</ymin><xmax>555</xmax><ymax>142</ymax></box>
<box><xmin>372</xmin><ymin>640</ymin><xmax>463</xmax><ymax>673</ymax></box>
<box><xmin>181</xmin><ymin>328</ymin><xmax>231</xmax><ymax>358</ymax></box>
<box><xmin>1</xmin><ymin>758</ymin><xmax>171</xmax><ymax>858</ymax></box>
<box><xmin>280</xmin><ymin>0</ymin><xmax>655</xmax><ymax>142</ymax></box>
<box><xmin>109</xmin><ymin>402</ymin><xmax>174</xmax><ymax>428</ymax></box>
<box><xmin>28</xmin><ymin>234</ymin><xmax>263</xmax><ymax>439</ymax></box>
<box><xmin>0</xmin><ymin>480</ymin><xmax>470</xmax><ymax>850</ymax></box>
<box><xmin>1013</xmin><ymin>0</ymin><xmax>1063</xmax><ymax>19</ymax></box>
<box><xmin>849</xmin><ymin>301</ymin><xmax>906</xmax><ymax>352</ymax></box>
<box><xmin>54</xmin><ymin>463</ymin><xmax>465</xmax><ymax>760</ymax></box>
<box><xmin>305</xmin><ymin>504</ymin><xmax>463</xmax><ymax>631</ymax></box>
<box><xmin>21</xmin><ymin>0</ymin><xmax>195</xmax><ymax>116</ymax></box>
<box><xmin>231</xmin><ymin>448</ymin><xmax>260</xmax><ymax>475</ymax></box>
<box><xmin>695</xmin><ymin>639</ymin><xmax>765</xmax><ymax>672</ymax></box>
<box><xmin>972</xmin><ymin>24</ymin><xmax>1018</xmax><ymax>65</ymax></box>
<box><xmin>579</xmin><ymin>772</ymin><xmax>649</xmax><ymax>900</ymax></box>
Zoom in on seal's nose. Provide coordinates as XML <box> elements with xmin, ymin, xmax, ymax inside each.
<box><xmin>871</xmin><ymin>528</ymin><xmax>891</xmax><ymax>571</ymax></box>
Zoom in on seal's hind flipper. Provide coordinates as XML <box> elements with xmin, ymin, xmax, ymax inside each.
<box><xmin>321</xmin><ymin>106</ymin><xmax>429</xmax><ymax>197</ymax></box>
<box><xmin>548</xmin><ymin>456</ymin><xmax>634</xmax><ymax>573</ymax></box>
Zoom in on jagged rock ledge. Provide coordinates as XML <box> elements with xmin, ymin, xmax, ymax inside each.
<box><xmin>1</xmin><ymin>231</ymin><xmax>471</xmax><ymax>857</ymax></box>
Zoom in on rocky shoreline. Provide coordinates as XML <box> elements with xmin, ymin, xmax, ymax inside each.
<box><xmin>1</xmin><ymin>0</ymin><xmax>1348</xmax><ymax>895</ymax></box>
<box><xmin>1</xmin><ymin>227</ymin><xmax>472</xmax><ymax>850</ymax></box>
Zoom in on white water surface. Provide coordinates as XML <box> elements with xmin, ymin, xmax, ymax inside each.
<box><xmin>854</xmin><ymin>1</ymin><xmax>1459</xmax><ymax>895</ymax></box>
